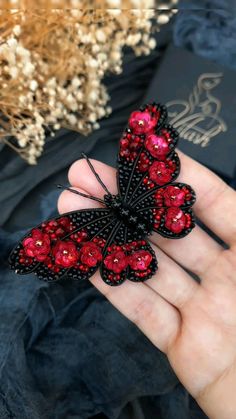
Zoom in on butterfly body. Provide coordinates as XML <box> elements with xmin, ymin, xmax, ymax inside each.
<box><xmin>104</xmin><ymin>194</ymin><xmax>152</xmax><ymax>236</ymax></box>
<box><xmin>9</xmin><ymin>102</ymin><xmax>196</xmax><ymax>286</ymax></box>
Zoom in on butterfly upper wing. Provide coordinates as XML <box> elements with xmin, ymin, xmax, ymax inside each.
<box><xmin>117</xmin><ymin>103</ymin><xmax>179</xmax><ymax>203</ymax></box>
<box><xmin>116</xmin><ymin>102</ymin><xmax>195</xmax><ymax>239</ymax></box>
<box><xmin>100</xmin><ymin>223</ymin><xmax>158</xmax><ymax>286</ymax></box>
<box><xmin>9</xmin><ymin>208</ymin><xmax>116</xmax><ymax>281</ymax></box>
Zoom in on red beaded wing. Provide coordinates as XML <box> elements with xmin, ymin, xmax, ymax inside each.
<box><xmin>9</xmin><ymin>102</ymin><xmax>195</xmax><ymax>285</ymax></box>
<box><xmin>100</xmin><ymin>224</ymin><xmax>157</xmax><ymax>286</ymax></box>
<box><xmin>118</xmin><ymin>103</ymin><xmax>196</xmax><ymax>239</ymax></box>
<box><xmin>9</xmin><ymin>209</ymin><xmax>116</xmax><ymax>281</ymax></box>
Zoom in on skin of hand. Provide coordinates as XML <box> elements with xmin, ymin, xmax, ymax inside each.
<box><xmin>58</xmin><ymin>150</ymin><xmax>236</xmax><ymax>419</ymax></box>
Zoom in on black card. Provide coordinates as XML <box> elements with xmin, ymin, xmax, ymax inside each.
<box><xmin>144</xmin><ymin>44</ymin><xmax>236</xmax><ymax>179</ymax></box>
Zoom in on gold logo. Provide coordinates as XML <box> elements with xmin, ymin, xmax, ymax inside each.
<box><xmin>166</xmin><ymin>73</ymin><xmax>227</xmax><ymax>147</ymax></box>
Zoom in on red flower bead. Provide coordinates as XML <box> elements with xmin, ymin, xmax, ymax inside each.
<box><xmin>53</xmin><ymin>240</ymin><xmax>79</xmax><ymax>268</ymax></box>
<box><xmin>165</xmin><ymin>207</ymin><xmax>186</xmax><ymax>233</ymax></box>
<box><xmin>145</xmin><ymin>134</ymin><xmax>170</xmax><ymax>159</ymax></box>
<box><xmin>23</xmin><ymin>229</ymin><xmax>51</xmax><ymax>262</ymax></box>
<box><xmin>163</xmin><ymin>186</ymin><xmax>185</xmax><ymax>207</ymax></box>
<box><xmin>129</xmin><ymin>110</ymin><xmax>158</xmax><ymax>135</ymax></box>
<box><xmin>104</xmin><ymin>250</ymin><xmax>128</xmax><ymax>273</ymax></box>
<box><xmin>80</xmin><ymin>242</ymin><xmax>102</xmax><ymax>267</ymax></box>
<box><xmin>149</xmin><ymin>161</ymin><xmax>172</xmax><ymax>185</ymax></box>
<box><xmin>129</xmin><ymin>250</ymin><xmax>152</xmax><ymax>271</ymax></box>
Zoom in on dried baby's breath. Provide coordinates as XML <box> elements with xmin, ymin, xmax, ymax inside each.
<box><xmin>0</xmin><ymin>0</ymin><xmax>178</xmax><ymax>164</ymax></box>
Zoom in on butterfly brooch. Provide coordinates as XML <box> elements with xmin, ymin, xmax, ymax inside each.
<box><xmin>9</xmin><ymin>102</ymin><xmax>196</xmax><ymax>286</ymax></box>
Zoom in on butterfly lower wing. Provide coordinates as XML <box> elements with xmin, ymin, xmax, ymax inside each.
<box><xmin>9</xmin><ymin>208</ymin><xmax>116</xmax><ymax>282</ymax></box>
<box><xmin>100</xmin><ymin>224</ymin><xmax>158</xmax><ymax>286</ymax></box>
<box><xmin>117</xmin><ymin>102</ymin><xmax>180</xmax><ymax>204</ymax></box>
<box><xmin>135</xmin><ymin>182</ymin><xmax>196</xmax><ymax>239</ymax></box>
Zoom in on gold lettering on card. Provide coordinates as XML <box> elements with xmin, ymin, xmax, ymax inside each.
<box><xmin>166</xmin><ymin>73</ymin><xmax>227</xmax><ymax>147</ymax></box>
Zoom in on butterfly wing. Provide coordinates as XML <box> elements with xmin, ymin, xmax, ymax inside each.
<box><xmin>117</xmin><ymin>102</ymin><xmax>179</xmax><ymax>204</ymax></box>
<box><xmin>116</xmin><ymin>102</ymin><xmax>195</xmax><ymax>239</ymax></box>
<box><xmin>100</xmin><ymin>224</ymin><xmax>158</xmax><ymax>286</ymax></box>
<box><xmin>9</xmin><ymin>208</ymin><xmax>116</xmax><ymax>281</ymax></box>
<box><xmin>135</xmin><ymin>182</ymin><xmax>196</xmax><ymax>239</ymax></box>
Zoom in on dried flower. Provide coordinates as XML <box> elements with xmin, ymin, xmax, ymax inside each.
<box><xmin>0</xmin><ymin>1</ymin><xmax>178</xmax><ymax>164</ymax></box>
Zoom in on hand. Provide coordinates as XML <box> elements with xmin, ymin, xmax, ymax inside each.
<box><xmin>58</xmin><ymin>151</ymin><xmax>236</xmax><ymax>419</ymax></box>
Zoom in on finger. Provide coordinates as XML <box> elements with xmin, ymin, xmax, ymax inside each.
<box><xmin>68</xmin><ymin>159</ymin><xmax>117</xmax><ymax>197</ymax></box>
<box><xmin>58</xmin><ymin>186</ymin><xmax>103</xmax><ymax>213</ymax></box>
<box><xmin>91</xmin><ymin>270</ymin><xmax>180</xmax><ymax>353</ymax></box>
<box><xmin>63</xmin><ymin>159</ymin><xmax>201</xmax><ymax>311</ymax></box>
<box><xmin>147</xmin><ymin>246</ymin><xmax>200</xmax><ymax>310</ymax></box>
<box><xmin>177</xmin><ymin>150</ymin><xmax>236</xmax><ymax>247</ymax></box>
<box><xmin>68</xmin><ymin>158</ymin><xmax>223</xmax><ymax>277</ymax></box>
<box><xmin>153</xmin><ymin>226</ymin><xmax>222</xmax><ymax>278</ymax></box>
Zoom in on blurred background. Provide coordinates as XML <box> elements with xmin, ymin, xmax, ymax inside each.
<box><xmin>0</xmin><ymin>1</ymin><xmax>236</xmax><ymax>418</ymax></box>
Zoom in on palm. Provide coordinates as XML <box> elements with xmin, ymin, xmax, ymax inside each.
<box><xmin>168</xmin><ymin>265</ymin><xmax>236</xmax><ymax>397</ymax></box>
<box><xmin>58</xmin><ymin>151</ymin><xmax>236</xmax><ymax>409</ymax></box>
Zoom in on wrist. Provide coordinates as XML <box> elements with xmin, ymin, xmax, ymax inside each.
<box><xmin>196</xmin><ymin>364</ymin><xmax>236</xmax><ymax>419</ymax></box>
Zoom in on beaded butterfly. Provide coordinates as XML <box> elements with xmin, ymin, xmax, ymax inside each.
<box><xmin>9</xmin><ymin>102</ymin><xmax>196</xmax><ymax>286</ymax></box>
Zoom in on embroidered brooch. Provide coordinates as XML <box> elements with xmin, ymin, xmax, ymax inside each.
<box><xmin>9</xmin><ymin>103</ymin><xmax>196</xmax><ymax>285</ymax></box>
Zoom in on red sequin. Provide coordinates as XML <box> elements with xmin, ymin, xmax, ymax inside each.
<box><xmin>104</xmin><ymin>250</ymin><xmax>128</xmax><ymax>273</ymax></box>
<box><xmin>80</xmin><ymin>242</ymin><xmax>102</xmax><ymax>267</ymax></box>
<box><xmin>145</xmin><ymin>134</ymin><xmax>170</xmax><ymax>160</ymax></box>
<box><xmin>149</xmin><ymin>161</ymin><xmax>173</xmax><ymax>185</ymax></box>
<box><xmin>129</xmin><ymin>250</ymin><xmax>152</xmax><ymax>271</ymax></box>
<box><xmin>163</xmin><ymin>186</ymin><xmax>185</xmax><ymax>207</ymax></box>
<box><xmin>165</xmin><ymin>207</ymin><xmax>186</xmax><ymax>233</ymax></box>
<box><xmin>53</xmin><ymin>240</ymin><xmax>79</xmax><ymax>268</ymax></box>
<box><xmin>22</xmin><ymin>229</ymin><xmax>51</xmax><ymax>262</ymax></box>
<box><xmin>128</xmin><ymin>110</ymin><xmax>158</xmax><ymax>135</ymax></box>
